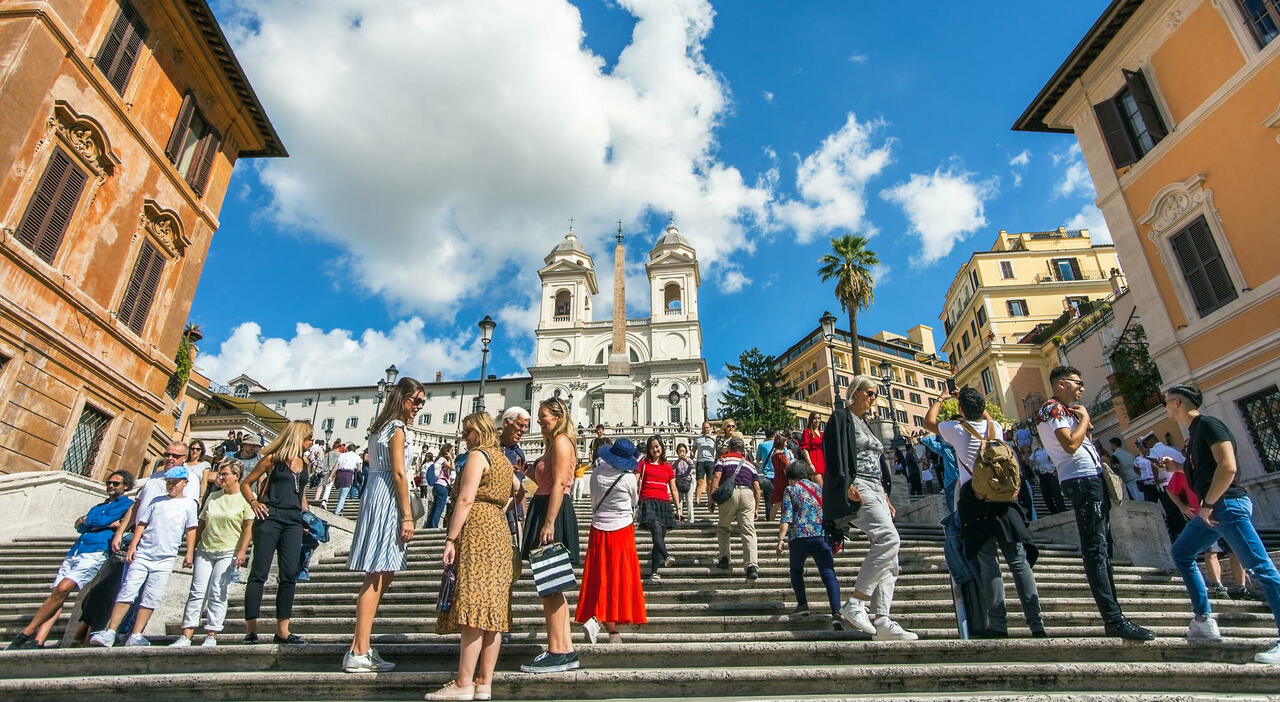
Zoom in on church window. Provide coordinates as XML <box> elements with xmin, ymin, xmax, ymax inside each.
<box><xmin>664</xmin><ymin>283</ymin><xmax>682</xmax><ymax>314</ymax></box>
<box><xmin>553</xmin><ymin>290</ymin><xmax>572</xmax><ymax>320</ymax></box>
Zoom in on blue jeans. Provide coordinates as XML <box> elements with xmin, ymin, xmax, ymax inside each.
<box><xmin>428</xmin><ymin>484</ymin><xmax>449</xmax><ymax>528</ymax></box>
<box><xmin>1170</xmin><ymin>496</ymin><xmax>1280</xmax><ymax>634</ymax></box>
<box><xmin>787</xmin><ymin>536</ymin><xmax>841</xmax><ymax>616</ymax></box>
<box><xmin>333</xmin><ymin>487</ymin><xmax>352</xmax><ymax>516</ymax></box>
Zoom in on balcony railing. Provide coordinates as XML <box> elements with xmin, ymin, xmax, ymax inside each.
<box><xmin>1034</xmin><ymin>271</ymin><xmax>1106</xmax><ymax>284</ymax></box>
<box><xmin>552</xmin><ymin>314</ymin><xmax>570</xmax><ymax>322</ymax></box>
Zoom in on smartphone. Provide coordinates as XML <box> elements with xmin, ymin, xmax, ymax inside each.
<box><xmin>946</xmin><ymin>378</ymin><xmax>958</xmax><ymax>394</ymax></box>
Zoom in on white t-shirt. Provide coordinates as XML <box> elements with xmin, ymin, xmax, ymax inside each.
<box><xmin>1149</xmin><ymin>443</ymin><xmax>1186</xmax><ymax>487</ymax></box>
<box><xmin>1134</xmin><ymin>454</ymin><xmax>1154</xmax><ymax>482</ymax></box>
<box><xmin>1030</xmin><ymin>448</ymin><xmax>1054</xmax><ymax>474</ymax></box>
<box><xmin>937</xmin><ymin>419</ymin><xmax>992</xmax><ymax>489</ymax></box>
<box><xmin>135</xmin><ymin>469</ymin><xmax>202</xmax><ymax>513</ymax></box>
<box><xmin>335</xmin><ymin>451</ymin><xmax>361</xmax><ymax>473</ymax></box>
<box><xmin>134</xmin><ymin>495</ymin><xmax>198</xmax><ymax>561</ymax></box>
<box><xmin>1034</xmin><ymin>400</ymin><xmax>1102</xmax><ymax>482</ymax></box>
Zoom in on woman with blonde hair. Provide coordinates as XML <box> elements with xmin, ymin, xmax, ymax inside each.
<box><xmin>343</xmin><ymin>377</ymin><xmax>425</xmax><ymax>672</ymax></box>
<box><xmin>519</xmin><ymin>398</ymin><xmax>580</xmax><ymax>674</ymax></box>
<box><xmin>240</xmin><ymin>420</ymin><xmax>313</xmax><ymax>645</ymax></box>
<box><xmin>427</xmin><ymin>411</ymin><xmax>518</xmax><ymax>701</ymax></box>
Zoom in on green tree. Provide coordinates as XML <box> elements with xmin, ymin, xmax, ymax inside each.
<box><xmin>934</xmin><ymin>398</ymin><xmax>1011</xmax><ymax>426</ymax></box>
<box><xmin>719</xmin><ymin>347</ymin><xmax>796</xmax><ymax>434</ymax></box>
<box><xmin>1110</xmin><ymin>324</ymin><xmax>1163</xmax><ymax>418</ymax></box>
<box><xmin>817</xmin><ymin>234</ymin><xmax>879</xmax><ymax>372</ymax></box>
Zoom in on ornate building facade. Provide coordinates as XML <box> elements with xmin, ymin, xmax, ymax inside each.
<box><xmin>529</xmin><ymin>223</ymin><xmax>709</xmax><ymax>427</ymax></box>
<box><xmin>0</xmin><ymin>1</ymin><xmax>284</xmax><ymax>478</ymax></box>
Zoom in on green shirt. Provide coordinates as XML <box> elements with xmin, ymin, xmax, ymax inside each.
<box><xmin>197</xmin><ymin>490</ymin><xmax>254</xmax><ymax>554</ymax></box>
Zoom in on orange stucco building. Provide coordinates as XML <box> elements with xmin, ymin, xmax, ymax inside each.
<box><xmin>0</xmin><ymin>1</ymin><xmax>284</xmax><ymax>478</ymax></box>
<box><xmin>1015</xmin><ymin>0</ymin><xmax>1280</xmax><ymax>521</ymax></box>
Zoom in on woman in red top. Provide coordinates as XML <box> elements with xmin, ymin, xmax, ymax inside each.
<box><xmin>799</xmin><ymin>411</ymin><xmax>827</xmax><ymax>486</ymax></box>
<box><xmin>636</xmin><ymin>436</ymin><xmax>680</xmax><ymax>580</ymax></box>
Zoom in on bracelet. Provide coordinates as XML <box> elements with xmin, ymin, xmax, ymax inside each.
<box><xmin>445</xmin><ymin>536</ymin><xmax>457</xmax><ymax>543</ymax></box>
<box><xmin>1202</xmin><ymin>503</ymin><xmax>1216</xmax><ymax>510</ymax></box>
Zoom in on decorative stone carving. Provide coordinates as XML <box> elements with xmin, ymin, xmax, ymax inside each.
<box><xmin>1166</xmin><ymin>10</ymin><xmax>1182</xmax><ymax>29</ymax></box>
<box><xmin>1138</xmin><ymin>173</ymin><xmax>1216</xmax><ymax>237</ymax></box>
<box><xmin>50</xmin><ymin>101</ymin><xmax>120</xmax><ymax>176</ymax></box>
<box><xmin>138</xmin><ymin>200</ymin><xmax>189</xmax><ymax>258</ymax></box>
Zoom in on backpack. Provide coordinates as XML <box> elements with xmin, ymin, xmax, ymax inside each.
<box><xmin>424</xmin><ymin>459</ymin><xmax>438</xmax><ymax>487</ymax></box>
<box><xmin>674</xmin><ymin>459</ymin><xmax>693</xmax><ymax>493</ymax></box>
<box><xmin>959</xmin><ymin>421</ymin><xmax>1020</xmax><ymax>502</ymax></box>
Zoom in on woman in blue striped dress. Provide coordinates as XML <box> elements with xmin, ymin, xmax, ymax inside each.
<box><xmin>341</xmin><ymin>377</ymin><xmax>426</xmax><ymax>673</ymax></box>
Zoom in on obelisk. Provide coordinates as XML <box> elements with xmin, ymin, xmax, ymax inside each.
<box><xmin>602</xmin><ymin>222</ymin><xmax>633</xmax><ymax>425</ymax></box>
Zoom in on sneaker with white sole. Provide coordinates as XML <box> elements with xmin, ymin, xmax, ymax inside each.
<box><xmin>200</xmin><ymin>636</ymin><xmax>218</xmax><ymax>648</ymax></box>
<box><xmin>520</xmin><ymin>650</ymin><xmax>578</xmax><ymax>674</ymax></box>
<box><xmin>1255</xmin><ymin>640</ymin><xmax>1280</xmax><ymax>665</ymax></box>
<box><xmin>1186</xmin><ymin>616</ymin><xmax>1222</xmax><ymax>643</ymax></box>
<box><xmin>88</xmin><ymin>629</ymin><xmax>116</xmax><ymax>648</ymax></box>
<box><xmin>368</xmin><ymin>648</ymin><xmax>396</xmax><ymax>672</ymax></box>
<box><xmin>169</xmin><ymin>636</ymin><xmax>192</xmax><ymax>648</ymax></box>
<box><xmin>839</xmin><ymin>600</ymin><xmax>876</xmax><ymax>635</ymax></box>
<box><xmin>124</xmin><ymin>633</ymin><xmax>151</xmax><ymax>647</ymax></box>
<box><xmin>582</xmin><ymin>617</ymin><xmax>600</xmax><ymax>644</ymax></box>
<box><xmin>872</xmin><ymin>617</ymin><xmax>919</xmax><ymax>641</ymax></box>
<box><xmin>343</xmin><ymin>649</ymin><xmax>393</xmax><ymax>673</ymax></box>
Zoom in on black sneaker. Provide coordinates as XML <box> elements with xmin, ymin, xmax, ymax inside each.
<box><xmin>715</xmin><ymin>557</ymin><xmax>731</xmax><ymax>570</ymax></box>
<box><xmin>1229</xmin><ymin>587</ymin><xmax>1262</xmax><ymax>601</ymax></box>
<box><xmin>273</xmin><ymin>633</ymin><xmax>306</xmax><ymax>645</ymax></box>
<box><xmin>6</xmin><ymin>633</ymin><xmax>38</xmax><ymax>650</ymax></box>
<box><xmin>520</xmin><ymin>651</ymin><xmax>576</xmax><ymax>674</ymax></box>
<box><xmin>745</xmin><ymin>565</ymin><xmax>759</xmax><ymax>581</ymax></box>
<box><xmin>974</xmin><ymin>629</ymin><xmax>1008</xmax><ymax>639</ymax></box>
<box><xmin>787</xmin><ymin>605</ymin><xmax>810</xmax><ymax>619</ymax></box>
<box><xmin>1104</xmin><ymin>619</ymin><xmax>1156</xmax><ymax>641</ymax></box>
<box><xmin>831</xmin><ymin>616</ymin><xmax>844</xmax><ymax>631</ymax></box>
<box><xmin>1208</xmin><ymin>584</ymin><xmax>1230</xmax><ymax>599</ymax></box>
<box><xmin>242</xmin><ymin>633</ymin><xmax>261</xmax><ymax>644</ymax></box>
<box><xmin>1032</xmin><ymin>630</ymin><xmax>1049</xmax><ymax>639</ymax></box>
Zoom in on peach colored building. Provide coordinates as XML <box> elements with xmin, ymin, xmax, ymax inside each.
<box><xmin>0</xmin><ymin>1</ymin><xmax>284</xmax><ymax>479</ymax></box>
<box><xmin>1015</xmin><ymin>0</ymin><xmax>1280</xmax><ymax>520</ymax></box>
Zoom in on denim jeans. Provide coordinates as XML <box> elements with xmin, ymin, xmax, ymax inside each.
<box><xmin>427</xmin><ymin>484</ymin><xmax>450</xmax><ymax>528</ymax></box>
<box><xmin>975</xmin><ymin>536</ymin><xmax>1044</xmax><ymax>634</ymax></box>
<box><xmin>1170</xmin><ymin>495</ymin><xmax>1280</xmax><ymax>634</ymax></box>
<box><xmin>1061</xmin><ymin>476</ymin><xmax>1124</xmax><ymax>624</ymax></box>
<box><xmin>788</xmin><ymin>536</ymin><xmax>841</xmax><ymax>616</ymax></box>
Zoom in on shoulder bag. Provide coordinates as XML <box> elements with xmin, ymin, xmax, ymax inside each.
<box><xmin>711</xmin><ymin>461</ymin><xmax>742</xmax><ymax>505</ymax></box>
<box><xmin>794</xmin><ymin>481</ymin><xmax>845</xmax><ymax>555</ymax></box>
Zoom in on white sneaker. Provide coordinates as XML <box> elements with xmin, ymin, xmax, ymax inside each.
<box><xmin>839</xmin><ymin>599</ymin><xmax>876</xmax><ymax>635</ymax></box>
<box><xmin>872</xmin><ymin>616</ymin><xmax>919</xmax><ymax>641</ymax></box>
<box><xmin>1255</xmin><ymin>640</ymin><xmax>1280</xmax><ymax>665</ymax></box>
<box><xmin>88</xmin><ymin>629</ymin><xmax>116</xmax><ymax>648</ymax></box>
<box><xmin>343</xmin><ymin>648</ymin><xmax>393</xmax><ymax>673</ymax></box>
<box><xmin>200</xmin><ymin>636</ymin><xmax>218</xmax><ymax>648</ymax></box>
<box><xmin>582</xmin><ymin>617</ymin><xmax>600</xmax><ymax>644</ymax></box>
<box><xmin>124</xmin><ymin>633</ymin><xmax>151</xmax><ymax>647</ymax></box>
<box><xmin>169</xmin><ymin>636</ymin><xmax>191</xmax><ymax>648</ymax></box>
<box><xmin>368</xmin><ymin>648</ymin><xmax>396</xmax><ymax>672</ymax></box>
<box><xmin>1186</xmin><ymin>616</ymin><xmax>1222</xmax><ymax>643</ymax></box>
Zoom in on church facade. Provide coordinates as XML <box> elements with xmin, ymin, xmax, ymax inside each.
<box><xmin>529</xmin><ymin>223</ymin><xmax>708</xmax><ymax>428</ymax></box>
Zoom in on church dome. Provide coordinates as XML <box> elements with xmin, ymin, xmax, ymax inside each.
<box><xmin>653</xmin><ymin>222</ymin><xmax>688</xmax><ymax>249</ymax></box>
<box><xmin>551</xmin><ymin>230</ymin><xmax>588</xmax><ymax>256</ymax></box>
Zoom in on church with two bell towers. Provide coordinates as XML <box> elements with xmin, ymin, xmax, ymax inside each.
<box><xmin>529</xmin><ymin>221</ymin><xmax>709</xmax><ymax>428</ymax></box>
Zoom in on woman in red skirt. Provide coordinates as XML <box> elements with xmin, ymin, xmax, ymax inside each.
<box><xmin>575</xmin><ymin>439</ymin><xmax>646</xmax><ymax>644</ymax></box>
<box><xmin>799</xmin><ymin>411</ymin><xmax>827</xmax><ymax>485</ymax></box>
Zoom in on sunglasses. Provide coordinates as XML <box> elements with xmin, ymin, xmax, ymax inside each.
<box><xmin>106</xmin><ymin>480</ymin><xmax>124</xmax><ymax>487</ymax></box>
<box><xmin>864</xmin><ymin>390</ymin><xmax>879</xmax><ymax>398</ymax></box>
<box><xmin>1062</xmin><ymin>378</ymin><xmax>1085</xmax><ymax>389</ymax></box>
<box><xmin>410</xmin><ymin>397</ymin><xmax>426</xmax><ymax>406</ymax></box>
<box><xmin>164</xmin><ymin>452</ymin><xmax>186</xmax><ymax>459</ymax></box>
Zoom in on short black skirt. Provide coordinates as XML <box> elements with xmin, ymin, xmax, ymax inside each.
<box><xmin>522</xmin><ymin>494</ymin><xmax>581</xmax><ymax>565</ymax></box>
<box><xmin>636</xmin><ymin>498</ymin><xmax>676</xmax><ymax>529</ymax></box>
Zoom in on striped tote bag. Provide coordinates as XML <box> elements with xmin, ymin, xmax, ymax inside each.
<box><xmin>529</xmin><ymin>542</ymin><xmax>577</xmax><ymax>597</ymax></box>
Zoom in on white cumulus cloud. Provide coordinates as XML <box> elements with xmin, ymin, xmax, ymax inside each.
<box><xmin>719</xmin><ymin>269</ymin><xmax>751</xmax><ymax>293</ymax></box>
<box><xmin>762</xmin><ymin>90</ymin><xmax>774</xmax><ymax>104</ymax></box>
<box><xmin>219</xmin><ymin>0</ymin><xmax>774</xmax><ymax>318</ymax></box>
<box><xmin>1008</xmin><ymin>149</ymin><xmax>1031</xmax><ymax>187</ymax></box>
<box><xmin>1066</xmin><ymin>203</ymin><xmax>1113</xmax><ymax>244</ymax></box>
<box><xmin>703</xmin><ymin>373</ymin><xmax>728</xmax><ymax>417</ymax></box>
<box><xmin>1052</xmin><ymin>143</ymin><xmax>1094</xmax><ymax>199</ymax></box>
<box><xmin>195</xmin><ymin>319</ymin><xmax>481</xmax><ymax>389</ymax></box>
<box><xmin>880</xmin><ymin>166</ymin><xmax>998</xmax><ymax>266</ymax></box>
<box><xmin>771</xmin><ymin>113</ymin><xmax>894</xmax><ymax>243</ymax></box>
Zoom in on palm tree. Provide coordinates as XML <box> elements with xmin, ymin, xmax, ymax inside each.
<box><xmin>817</xmin><ymin>234</ymin><xmax>879</xmax><ymax>373</ymax></box>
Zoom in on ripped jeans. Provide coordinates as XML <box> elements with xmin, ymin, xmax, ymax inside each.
<box><xmin>1171</xmin><ymin>496</ymin><xmax>1280</xmax><ymax>634</ymax></box>
<box><xmin>1061</xmin><ymin>476</ymin><xmax>1124</xmax><ymax>624</ymax></box>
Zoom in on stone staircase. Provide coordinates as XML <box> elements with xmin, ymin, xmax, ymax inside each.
<box><xmin>1</xmin><ymin>499</ymin><xmax>1278</xmax><ymax>700</ymax></box>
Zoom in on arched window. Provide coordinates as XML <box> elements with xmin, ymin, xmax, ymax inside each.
<box><xmin>595</xmin><ymin>345</ymin><xmax>641</xmax><ymax>364</ymax></box>
<box><xmin>664</xmin><ymin>282</ymin><xmax>682</xmax><ymax>313</ymax></box>
<box><xmin>553</xmin><ymin>290</ymin><xmax>572</xmax><ymax>320</ymax></box>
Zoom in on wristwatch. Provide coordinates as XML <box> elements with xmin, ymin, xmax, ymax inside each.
<box><xmin>1202</xmin><ymin>503</ymin><xmax>1215</xmax><ymax>510</ymax></box>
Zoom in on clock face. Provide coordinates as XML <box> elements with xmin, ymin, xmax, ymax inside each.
<box><xmin>548</xmin><ymin>338</ymin><xmax>571</xmax><ymax>360</ymax></box>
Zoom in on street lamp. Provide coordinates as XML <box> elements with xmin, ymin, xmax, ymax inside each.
<box><xmin>879</xmin><ymin>358</ymin><xmax>903</xmax><ymax>449</ymax></box>
<box><xmin>820</xmin><ymin>310</ymin><xmax>841</xmax><ymax>410</ymax></box>
<box><xmin>385</xmin><ymin>364</ymin><xmax>399</xmax><ymax>386</ymax></box>
<box><xmin>324</xmin><ymin>427</ymin><xmax>332</xmax><ymax>446</ymax></box>
<box><xmin>476</xmin><ymin>315</ymin><xmax>497</xmax><ymax>411</ymax></box>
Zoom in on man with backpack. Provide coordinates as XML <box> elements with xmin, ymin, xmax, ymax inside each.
<box><xmin>925</xmin><ymin>387</ymin><xmax>1045</xmax><ymax>639</ymax></box>
<box><xmin>1036</xmin><ymin>365</ymin><xmax>1155</xmax><ymax>641</ymax></box>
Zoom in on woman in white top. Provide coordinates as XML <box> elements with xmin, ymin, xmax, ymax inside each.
<box><xmin>574</xmin><ymin>439</ymin><xmax>646</xmax><ymax>644</ymax></box>
<box><xmin>427</xmin><ymin>444</ymin><xmax>454</xmax><ymax>528</ymax></box>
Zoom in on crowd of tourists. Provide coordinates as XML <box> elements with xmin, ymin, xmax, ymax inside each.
<box><xmin>5</xmin><ymin>367</ymin><xmax>1279</xmax><ymax>700</ymax></box>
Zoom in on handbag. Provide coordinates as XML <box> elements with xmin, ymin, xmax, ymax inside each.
<box><xmin>436</xmin><ymin>562</ymin><xmax>457</xmax><ymax>613</ymax></box>
<box><xmin>712</xmin><ymin>461</ymin><xmax>742</xmax><ymax>505</ymax></box>
<box><xmin>410</xmin><ymin>491</ymin><xmax>426</xmax><ymax>522</ymax></box>
<box><xmin>529</xmin><ymin>542</ymin><xmax>577</xmax><ymax>597</ymax></box>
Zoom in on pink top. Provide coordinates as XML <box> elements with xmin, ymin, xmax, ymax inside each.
<box><xmin>532</xmin><ymin>455</ymin><xmax>572</xmax><ymax>497</ymax></box>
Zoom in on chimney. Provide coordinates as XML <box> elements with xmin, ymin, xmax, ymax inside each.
<box><xmin>435</xmin><ymin>371</ymin><xmax>443</xmax><ymax>383</ymax></box>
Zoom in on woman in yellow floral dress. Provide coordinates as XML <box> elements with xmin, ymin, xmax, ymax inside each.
<box><xmin>427</xmin><ymin>412</ymin><xmax>518</xmax><ymax>702</ymax></box>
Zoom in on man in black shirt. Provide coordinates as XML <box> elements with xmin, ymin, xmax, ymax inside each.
<box><xmin>1163</xmin><ymin>384</ymin><xmax>1280</xmax><ymax>665</ymax></box>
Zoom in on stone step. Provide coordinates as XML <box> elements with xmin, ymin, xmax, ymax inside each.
<box><xmin>2</xmin><ymin>661</ymin><xmax>1277</xmax><ymax>700</ymax></box>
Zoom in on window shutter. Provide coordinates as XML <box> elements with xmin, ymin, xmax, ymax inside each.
<box><xmin>108</xmin><ymin>16</ymin><xmax>146</xmax><ymax>95</ymax></box>
<box><xmin>165</xmin><ymin>93</ymin><xmax>195</xmax><ymax>163</ymax></box>
<box><xmin>94</xmin><ymin>9</ymin><xmax>129</xmax><ymax>79</ymax></box>
<box><xmin>14</xmin><ymin>147</ymin><xmax>88</xmax><ymax>264</ymax></box>
<box><xmin>1068</xmin><ymin>258</ymin><xmax>1083</xmax><ymax>279</ymax></box>
<box><xmin>118</xmin><ymin>241</ymin><xmax>165</xmax><ymax>335</ymax></box>
<box><xmin>188</xmin><ymin>129</ymin><xmax>220</xmax><ymax>196</ymax></box>
<box><xmin>1093</xmin><ymin>98</ymin><xmax>1138</xmax><ymax>168</ymax></box>
<box><xmin>1122</xmin><ymin>69</ymin><xmax>1168</xmax><ymax>143</ymax></box>
<box><xmin>1170</xmin><ymin>217</ymin><xmax>1238</xmax><ymax>317</ymax></box>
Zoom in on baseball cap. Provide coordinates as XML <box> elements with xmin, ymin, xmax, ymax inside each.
<box><xmin>240</xmin><ymin>434</ymin><xmax>263</xmax><ymax>446</ymax></box>
<box><xmin>163</xmin><ymin>466</ymin><xmax>189</xmax><ymax>480</ymax></box>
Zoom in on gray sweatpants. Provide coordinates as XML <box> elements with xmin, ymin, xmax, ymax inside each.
<box><xmin>850</xmin><ymin>478</ymin><xmax>900</xmax><ymax>617</ymax></box>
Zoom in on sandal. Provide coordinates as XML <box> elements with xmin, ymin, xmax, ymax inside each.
<box><xmin>424</xmin><ymin>680</ymin><xmax>475</xmax><ymax>701</ymax></box>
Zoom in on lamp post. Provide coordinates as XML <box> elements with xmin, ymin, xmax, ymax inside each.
<box><xmin>324</xmin><ymin>427</ymin><xmax>332</xmax><ymax>447</ymax></box>
<box><xmin>820</xmin><ymin>311</ymin><xmax>841</xmax><ymax>410</ymax></box>
<box><xmin>476</xmin><ymin>315</ymin><xmax>496</xmax><ymax>411</ymax></box>
<box><xmin>879</xmin><ymin>358</ymin><xmax>904</xmax><ymax>450</ymax></box>
<box><xmin>373</xmin><ymin>364</ymin><xmax>399</xmax><ymax>416</ymax></box>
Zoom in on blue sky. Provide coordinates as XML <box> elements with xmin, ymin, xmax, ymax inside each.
<box><xmin>193</xmin><ymin>0</ymin><xmax>1108</xmax><ymax>406</ymax></box>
